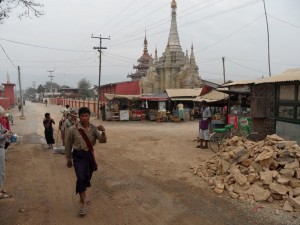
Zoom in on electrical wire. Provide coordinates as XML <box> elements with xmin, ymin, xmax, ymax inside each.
<box><xmin>109</xmin><ymin>0</ymin><xmax>223</xmax><ymax>44</ymax></box>
<box><xmin>109</xmin><ymin>0</ymin><xmax>218</xmax><ymax>39</ymax></box>
<box><xmin>226</xmin><ymin>58</ymin><xmax>268</xmax><ymax>74</ymax></box>
<box><xmin>226</xmin><ymin>57</ymin><xmax>300</xmax><ymax>67</ymax></box>
<box><xmin>195</xmin><ymin>15</ymin><xmax>264</xmax><ymax>53</ymax></box>
<box><xmin>0</xmin><ymin>56</ymin><xmax>97</xmax><ymax>63</ymax></box>
<box><xmin>93</xmin><ymin>0</ymin><xmax>139</xmax><ymax>34</ymax></box>
<box><xmin>102</xmin><ymin>0</ymin><xmax>159</xmax><ymax>35</ymax></box>
<box><xmin>0</xmin><ymin>43</ymin><xmax>17</xmax><ymax>69</ymax></box>
<box><xmin>107</xmin><ymin>0</ymin><xmax>262</xmax><ymax>48</ymax></box>
<box><xmin>0</xmin><ymin>37</ymin><xmax>93</xmax><ymax>53</ymax></box>
<box><xmin>268</xmin><ymin>14</ymin><xmax>300</xmax><ymax>29</ymax></box>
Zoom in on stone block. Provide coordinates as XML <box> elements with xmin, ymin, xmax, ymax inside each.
<box><xmin>259</xmin><ymin>171</ymin><xmax>273</xmax><ymax>185</ymax></box>
<box><xmin>246</xmin><ymin>184</ymin><xmax>271</xmax><ymax>202</ymax></box>
<box><xmin>269</xmin><ymin>182</ymin><xmax>288</xmax><ymax>195</ymax></box>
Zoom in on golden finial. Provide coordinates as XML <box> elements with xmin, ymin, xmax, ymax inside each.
<box><xmin>171</xmin><ymin>0</ymin><xmax>177</xmax><ymax>9</ymax></box>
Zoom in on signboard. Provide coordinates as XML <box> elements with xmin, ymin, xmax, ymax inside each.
<box><xmin>119</xmin><ymin>110</ymin><xmax>129</xmax><ymax>121</ymax></box>
<box><xmin>229</xmin><ymin>85</ymin><xmax>251</xmax><ymax>93</ymax></box>
<box><xmin>228</xmin><ymin>115</ymin><xmax>238</xmax><ymax>129</ymax></box>
<box><xmin>158</xmin><ymin>101</ymin><xmax>166</xmax><ymax>110</ymax></box>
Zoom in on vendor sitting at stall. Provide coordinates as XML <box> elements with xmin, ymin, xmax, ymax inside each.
<box><xmin>196</xmin><ymin>100</ymin><xmax>212</xmax><ymax>149</ymax></box>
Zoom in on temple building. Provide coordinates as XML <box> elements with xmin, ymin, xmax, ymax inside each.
<box><xmin>139</xmin><ymin>0</ymin><xmax>201</xmax><ymax>94</ymax></box>
<box><xmin>127</xmin><ymin>35</ymin><xmax>153</xmax><ymax>81</ymax></box>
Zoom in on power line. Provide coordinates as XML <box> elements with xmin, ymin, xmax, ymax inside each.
<box><xmin>0</xmin><ymin>56</ymin><xmax>96</xmax><ymax>63</ymax></box>
<box><xmin>107</xmin><ymin>0</ymin><xmax>262</xmax><ymax>48</ymax></box>
<box><xmin>109</xmin><ymin>2</ymin><xmax>170</xmax><ymax>37</ymax></box>
<box><xmin>0</xmin><ymin>37</ymin><xmax>92</xmax><ymax>53</ymax></box>
<box><xmin>196</xmin><ymin>15</ymin><xmax>264</xmax><ymax>53</ymax></box>
<box><xmin>0</xmin><ymin>43</ymin><xmax>17</xmax><ymax>69</ymax></box>
<box><xmin>109</xmin><ymin>0</ymin><xmax>223</xmax><ymax>45</ymax></box>
<box><xmin>226</xmin><ymin>57</ymin><xmax>300</xmax><ymax>67</ymax></box>
<box><xmin>227</xmin><ymin>58</ymin><xmax>267</xmax><ymax>74</ymax></box>
<box><xmin>102</xmin><ymin>0</ymin><xmax>158</xmax><ymax>35</ymax></box>
<box><xmin>268</xmin><ymin>14</ymin><xmax>300</xmax><ymax>29</ymax></box>
<box><xmin>93</xmin><ymin>0</ymin><xmax>139</xmax><ymax>34</ymax></box>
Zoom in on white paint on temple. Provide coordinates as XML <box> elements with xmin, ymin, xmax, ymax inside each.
<box><xmin>140</xmin><ymin>0</ymin><xmax>201</xmax><ymax>94</ymax></box>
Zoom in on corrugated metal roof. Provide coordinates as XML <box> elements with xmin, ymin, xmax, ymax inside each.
<box><xmin>104</xmin><ymin>93</ymin><xmax>141</xmax><ymax>101</ymax></box>
<box><xmin>165</xmin><ymin>88</ymin><xmax>202</xmax><ymax>98</ymax></box>
<box><xmin>170</xmin><ymin>97</ymin><xmax>197</xmax><ymax>101</ymax></box>
<box><xmin>223</xmin><ymin>68</ymin><xmax>300</xmax><ymax>87</ymax></box>
<box><xmin>195</xmin><ymin>90</ymin><xmax>229</xmax><ymax>102</ymax></box>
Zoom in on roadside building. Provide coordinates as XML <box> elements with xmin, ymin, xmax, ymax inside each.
<box><xmin>221</xmin><ymin>68</ymin><xmax>300</xmax><ymax>143</ymax></box>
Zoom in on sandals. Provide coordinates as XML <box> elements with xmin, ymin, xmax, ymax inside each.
<box><xmin>0</xmin><ymin>193</ymin><xmax>9</xmax><ymax>199</ymax></box>
<box><xmin>79</xmin><ymin>207</ymin><xmax>88</xmax><ymax>216</ymax></box>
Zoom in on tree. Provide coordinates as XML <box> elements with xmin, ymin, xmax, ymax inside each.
<box><xmin>36</xmin><ymin>84</ymin><xmax>45</xmax><ymax>93</ymax></box>
<box><xmin>45</xmin><ymin>81</ymin><xmax>60</xmax><ymax>89</ymax></box>
<box><xmin>78</xmin><ymin>78</ymin><xmax>94</xmax><ymax>100</ymax></box>
<box><xmin>24</xmin><ymin>87</ymin><xmax>37</xmax><ymax>97</ymax></box>
<box><xmin>0</xmin><ymin>0</ymin><xmax>44</xmax><ymax>23</ymax></box>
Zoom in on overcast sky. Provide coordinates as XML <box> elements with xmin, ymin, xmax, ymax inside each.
<box><xmin>0</xmin><ymin>0</ymin><xmax>299</xmax><ymax>89</ymax></box>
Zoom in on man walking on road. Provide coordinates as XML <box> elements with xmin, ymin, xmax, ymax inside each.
<box><xmin>65</xmin><ymin>107</ymin><xmax>107</xmax><ymax>216</ymax></box>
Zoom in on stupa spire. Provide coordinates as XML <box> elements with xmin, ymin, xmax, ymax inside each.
<box><xmin>143</xmin><ymin>31</ymin><xmax>148</xmax><ymax>54</ymax></box>
<box><xmin>168</xmin><ymin>0</ymin><xmax>181</xmax><ymax>48</ymax></box>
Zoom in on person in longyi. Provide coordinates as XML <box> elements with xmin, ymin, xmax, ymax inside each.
<box><xmin>65</xmin><ymin>107</ymin><xmax>107</xmax><ymax>216</ymax></box>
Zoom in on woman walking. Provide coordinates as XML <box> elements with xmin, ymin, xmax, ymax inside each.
<box><xmin>43</xmin><ymin>113</ymin><xmax>55</xmax><ymax>149</ymax></box>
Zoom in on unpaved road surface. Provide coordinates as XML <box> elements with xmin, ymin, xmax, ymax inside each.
<box><xmin>0</xmin><ymin>102</ymin><xmax>298</xmax><ymax>225</ymax></box>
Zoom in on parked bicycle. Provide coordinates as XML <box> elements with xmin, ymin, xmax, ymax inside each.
<box><xmin>209</xmin><ymin>124</ymin><xmax>234</xmax><ymax>153</ymax></box>
<box><xmin>234</xmin><ymin>117</ymin><xmax>264</xmax><ymax>142</ymax></box>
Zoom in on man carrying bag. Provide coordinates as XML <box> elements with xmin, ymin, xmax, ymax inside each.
<box><xmin>65</xmin><ymin>107</ymin><xmax>107</xmax><ymax>216</ymax></box>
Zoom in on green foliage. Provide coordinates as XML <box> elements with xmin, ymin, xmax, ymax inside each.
<box><xmin>36</xmin><ymin>84</ymin><xmax>45</xmax><ymax>93</ymax></box>
<box><xmin>25</xmin><ymin>87</ymin><xmax>37</xmax><ymax>97</ymax></box>
<box><xmin>78</xmin><ymin>78</ymin><xmax>94</xmax><ymax>100</ymax></box>
<box><xmin>45</xmin><ymin>81</ymin><xmax>60</xmax><ymax>89</ymax></box>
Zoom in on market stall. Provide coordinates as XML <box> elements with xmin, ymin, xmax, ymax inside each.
<box><xmin>216</xmin><ymin>85</ymin><xmax>252</xmax><ymax>133</ymax></box>
<box><xmin>104</xmin><ymin>93</ymin><xmax>141</xmax><ymax>121</ymax></box>
<box><xmin>195</xmin><ymin>90</ymin><xmax>229</xmax><ymax>129</ymax></box>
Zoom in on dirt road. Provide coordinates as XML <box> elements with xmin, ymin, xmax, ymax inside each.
<box><xmin>0</xmin><ymin>102</ymin><xmax>298</xmax><ymax>225</ymax></box>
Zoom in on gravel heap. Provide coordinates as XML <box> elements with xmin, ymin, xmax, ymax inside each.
<box><xmin>194</xmin><ymin>134</ymin><xmax>300</xmax><ymax>212</ymax></box>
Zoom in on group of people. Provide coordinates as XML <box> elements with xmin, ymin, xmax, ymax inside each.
<box><xmin>43</xmin><ymin>105</ymin><xmax>77</xmax><ymax>149</ymax></box>
<box><xmin>43</xmin><ymin>105</ymin><xmax>107</xmax><ymax>216</ymax></box>
<box><xmin>0</xmin><ymin>106</ymin><xmax>12</xmax><ymax>200</ymax></box>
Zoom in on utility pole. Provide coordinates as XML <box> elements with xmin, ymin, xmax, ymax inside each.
<box><xmin>47</xmin><ymin>70</ymin><xmax>54</xmax><ymax>98</ymax></box>
<box><xmin>18</xmin><ymin>66</ymin><xmax>25</xmax><ymax>119</ymax></box>
<box><xmin>263</xmin><ymin>0</ymin><xmax>271</xmax><ymax>77</ymax></box>
<box><xmin>222</xmin><ymin>57</ymin><xmax>226</xmax><ymax>84</ymax></box>
<box><xmin>91</xmin><ymin>34</ymin><xmax>110</xmax><ymax>119</ymax></box>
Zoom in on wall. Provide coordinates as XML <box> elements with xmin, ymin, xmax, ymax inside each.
<box><xmin>276</xmin><ymin>121</ymin><xmax>300</xmax><ymax>144</ymax></box>
<box><xmin>0</xmin><ymin>98</ymin><xmax>10</xmax><ymax>110</ymax></box>
<box><xmin>251</xmin><ymin>84</ymin><xmax>276</xmax><ymax>137</ymax></box>
<box><xmin>115</xmin><ymin>81</ymin><xmax>140</xmax><ymax>95</ymax></box>
<box><xmin>99</xmin><ymin>81</ymin><xmax>140</xmax><ymax>102</ymax></box>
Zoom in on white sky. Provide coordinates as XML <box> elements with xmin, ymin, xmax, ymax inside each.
<box><xmin>0</xmin><ymin>0</ymin><xmax>300</xmax><ymax>89</ymax></box>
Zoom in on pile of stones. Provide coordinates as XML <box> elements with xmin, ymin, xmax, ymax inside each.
<box><xmin>194</xmin><ymin>134</ymin><xmax>300</xmax><ymax>212</ymax></box>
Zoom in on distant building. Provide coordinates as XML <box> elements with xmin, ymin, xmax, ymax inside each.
<box><xmin>127</xmin><ymin>35</ymin><xmax>152</xmax><ymax>81</ymax></box>
<box><xmin>60</xmin><ymin>88</ymin><xmax>80</xmax><ymax>98</ymax></box>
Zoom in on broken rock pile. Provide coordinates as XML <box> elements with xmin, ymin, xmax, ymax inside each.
<box><xmin>194</xmin><ymin>134</ymin><xmax>300</xmax><ymax>212</ymax></box>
